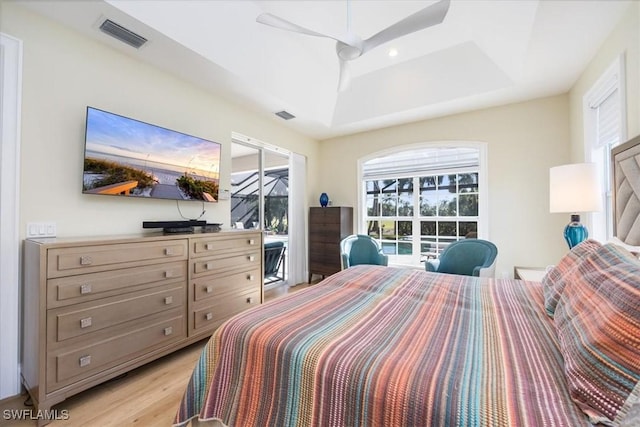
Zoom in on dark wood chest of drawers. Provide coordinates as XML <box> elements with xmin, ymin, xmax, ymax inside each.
<box><xmin>308</xmin><ymin>206</ymin><xmax>353</xmax><ymax>282</ymax></box>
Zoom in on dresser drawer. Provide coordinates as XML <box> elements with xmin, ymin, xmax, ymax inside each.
<box><xmin>309</xmin><ymin>243</ymin><xmax>340</xmax><ymax>260</ymax></box>
<box><xmin>47</xmin><ymin>261</ymin><xmax>187</xmax><ymax>308</ymax></box>
<box><xmin>193</xmin><ymin>269</ymin><xmax>261</xmax><ymax>302</ymax></box>
<box><xmin>191</xmin><ymin>234</ymin><xmax>260</xmax><ymax>258</ymax></box>
<box><xmin>192</xmin><ymin>251</ymin><xmax>260</xmax><ymax>277</ymax></box>
<box><xmin>192</xmin><ymin>289</ymin><xmax>261</xmax><ymax>333</ymax></box>
<box><xmin>48</xmin><ymin>284</ymin><xmax>184</xmax><ymax>343</ymax></box>
<box><xmin>309</xmin><ymin>207</ymin><xmax>342</xmax><ymax>224</ymax></box>
<box><xmin>48</xmin><ymin>311</ymin><xmax>185</xmax><ymax>391</ymax></box>
<box><xmin>47</xmin><ymin>240</ymin><xmax>188</xmax><ymax>278</ymax></box>
<box><xmin>309</xmin><ymin>227</ymin><xmax>344</xmax><ymax>243</ymax></box>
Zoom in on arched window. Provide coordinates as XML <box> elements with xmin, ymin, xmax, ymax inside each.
<box><xmin>358</xmin><ymin>142</ymin><xmax>488</xmax><ymax>267</ymax></box>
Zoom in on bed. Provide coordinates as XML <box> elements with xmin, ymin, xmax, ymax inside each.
<box><xmin>174</xmin><ymin>140</ymin><xmax>640</xmax><ymax>427</ymax></box>
<box><xmin>612</xmin><ymin>133</ymin><xmax>640</xmax><ymax>246</ymax></box>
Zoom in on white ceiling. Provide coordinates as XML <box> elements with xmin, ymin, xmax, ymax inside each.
<box><xmin>20</xmin><ymin>0</ymin><xmax>632</xmax><ymax>140</ymax></box>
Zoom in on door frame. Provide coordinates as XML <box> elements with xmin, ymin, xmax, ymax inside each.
<box><xmin>0</xmin><ymin>32</ymin><xmax>23</xmax><ymax>399</ymax></box>
<box><xmin>231</xmin><ymin>133</ymin><xmax>290</xmax><ymax>289</ymax></box>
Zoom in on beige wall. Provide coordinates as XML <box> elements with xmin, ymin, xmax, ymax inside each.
<box><xmin>319</xmin><ymin>95</ymin><xmax>572</xmax><ymax>277</ymax></box>
<box><xmin>1</xmin><ymin>2</ymin><xmax>319</xmax><ymax>239</ymax></box>
<box><xmin>318</xmin><ymin>1</ymin><xmax>640</xmax><ymax>278</ymax></box>
<box><xmin>5</xmin><ymin>0</ymin><xmax>635</xmax><ymax>270</ymax></box>
<box><xmin>570</xmin><ymin>1</ymin><xmax>640</xmax><ymax>159</ymax></box>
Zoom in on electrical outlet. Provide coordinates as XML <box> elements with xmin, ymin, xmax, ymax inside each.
<box><xmin>218</xmin><ymin>189</ymin><xmax>231</xmax><ymax>200</ymax></box>
<box><xmin>26</xmin><ymin>222</ymin><xmax>57</xmax><ymax>238</ymax></box>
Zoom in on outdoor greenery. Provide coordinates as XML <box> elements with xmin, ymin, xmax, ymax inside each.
<box><xmin>366</xmin><ymin>174</ymin><xmax>478</xmax><ymax>219</ymax></box>
<box><xmin>265</xmin><ymin>196</ymin><xmax>288</xmax><ymax>233</ymax></box>
<box><xmin>366</xmin><ymin>173</ymin><xmax>479</xmax><ymax>253</ymax></box>
<box><xmin>83</xmin><ymin>158</ymin><xmax>155</xmax><ymax>191</ymax></box>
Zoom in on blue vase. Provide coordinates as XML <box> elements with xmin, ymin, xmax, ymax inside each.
<box><xmin>319</xmin><ymin>193</ymin><xmax>329</xmax><ymax>207</ymax></box>
<box><xmin>564</xmin><ymin>214</ymin><xmax>588</xmax><ymax>248</ymax></box>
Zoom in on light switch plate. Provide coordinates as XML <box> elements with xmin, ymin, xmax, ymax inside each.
<box><xmin>26</xmin><ymin>222</ymin><xmax>57</xmax><ymax>238</ymax></box>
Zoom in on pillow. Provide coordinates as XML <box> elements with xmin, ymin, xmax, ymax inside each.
<box><xmin>619</xmin><ymin>384</ymin><xmax>640</xmax><ymax>427</ymax></box>
<box><xmin>554</xmin><ymin>243</ymin><xmax>640</xmax><ymax>426</ymax></box>
<box><xmin>609</xmin><ymin>236</ymin><xmax>640</xmax><ymax>256</ymax></box>
<box><xmin>543</xmin><ymin>239</ymin><xmax>602</xmax><ymax>316</ymax></box>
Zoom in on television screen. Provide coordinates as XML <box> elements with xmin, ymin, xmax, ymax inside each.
<box><xmin>83</xmin><ymin>107</ymin><xmax>220</xmax><ymax>202</ymax></box>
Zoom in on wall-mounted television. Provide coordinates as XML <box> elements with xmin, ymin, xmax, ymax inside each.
<box><xmin>83</xmin><ymin>107</ymin><xmax>221</xmax><ymax>202</ymax></box>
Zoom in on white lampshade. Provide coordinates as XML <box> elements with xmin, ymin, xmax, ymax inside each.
<box><xmin>549</xmin><ymin>163</ymin><xmax>602</xmax><ymax>213</ymax></box>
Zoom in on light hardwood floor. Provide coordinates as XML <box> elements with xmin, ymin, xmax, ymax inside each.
<box><xmin>0</xmin><ymin>282</ymin><xmax>310</xmax><ymax>426</ymax></box>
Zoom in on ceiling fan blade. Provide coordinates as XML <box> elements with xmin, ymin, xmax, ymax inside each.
<box><xmin>337</xmin><ymin>59</ymin><xmax>350</xmax><ymax>92</ymax></box>
<box><xmin>257</xmin><ymin>13</ymin><xmax>352</xmax><ymax>46</ymax></box>
<box><xmin>362</xmin><ymin>0</ymin><xmax>450</xmax><ymax>54</ymax></box>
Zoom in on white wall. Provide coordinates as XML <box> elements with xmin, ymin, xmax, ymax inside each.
<box><xmin>1</xmin><ymin>2</ymin><xmax>319</xmax><ymax>239</ymax></box>
<box><xmin>0</xmin><ymin>0</ymin><xmax>320</xmax><ymax>400</ymax></box>
<box><xmin>317</xmin><ymin>2</ymin><xmax>640</xmax><ymax>277</ymax></box>
<box><xmin>319</xmin><ymin>95</ymin><xmax>572</xmax><ymax>276</ymax></box>
<box><xmin>570</xmin><ymin>1</ymin><xmax>640</xmax><ymax>158</ymax></box>
<box><xmin>2</xmin><ymin>0</ymin><xmax>638</xmax><ymax>401</ymax></box>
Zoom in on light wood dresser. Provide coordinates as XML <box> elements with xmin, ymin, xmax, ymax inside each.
<box><xmin>23</xmin><ymin>230</ymin><xmax>262</xmax><ymax>421</ymax></box>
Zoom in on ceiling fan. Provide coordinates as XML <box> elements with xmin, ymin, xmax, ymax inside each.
<box><xmin>256</xmin><ymin>0</ymin><xmax>451</xmax><ymax>91</ymax></box>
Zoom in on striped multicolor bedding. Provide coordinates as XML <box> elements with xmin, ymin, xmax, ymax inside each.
<box><xmin>174</xmin><ymin>265</ymin><xmax>591</xmax><ymax>427</ymax></box>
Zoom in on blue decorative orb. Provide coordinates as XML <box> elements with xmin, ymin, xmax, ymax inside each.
<box><xmin>319</xmin><ymin>193</ymin><xmax>329</xmax><ymax>207</ymax></box>
<box><xmin>564</xmin><ymin>214</ymin><xmax>588</xmax><ymax>248</ymax></box>
<box><xmin>564</xmin><ymin>223</ymin><xmax>588</xmax><ymax>249</ymax></box>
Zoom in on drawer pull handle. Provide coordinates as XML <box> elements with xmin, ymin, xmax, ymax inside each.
<box><xmin>247</xmin><ymin>274</ymin><xmax>255</xmax><ymax>281</ymax></box>
<box><xmin>206</xmin><ymin>286</ymin><xmax>213</xmax><ymax>293</ymax></box>
<box><xmin>164</xmin><ymin>327</ymin><xmax>173</xmax><ymax>336</ymax></box>
<box><xmin>164</xmin><ymin>296</ymin><xmax>173</xmax><ymax>305</ymax></box>
<box><xmin>205</xmin><ymin>312</ymin><xmax>213</xmax><ymax>321</ymax></box>
<box><xmin>164</xmin><ymin>248</ymin><xmax>173</xmax><ymax>256</ymax></box>
<box><xmin>205</xmin><ymin>262</ymin><xmax>214</xmax><ymax>270</ymax></box>
<box><xmin>246</xmin><ymin>297</ymin><xmax>254</xmax><ymax>304</ymax></box>
<box><xmin>247</xmin><ymin>255</ymin><xmax>255</xmax><ymax>262</ymax></box>
<box><xmin>80</xmin><ymin>256</ymin><xmax>92</xmax><ymax>266</ymax></box>
<box><xmin>80</xmin><ymin>284</ymin><xmax>92</xmax><ymax>294</ymax></box>
<box><xmin>80</xmin><ymin>317</ymin><xmax>92</xmax><ymax>328</ymax></box>
<box><xmin>248</xmin><ymin>239</ymin><xmax>255</xmax><ymax>245</ymax></box>
<box><xmin>165</xmin><ymin>270</ymin><xmax>173</xmax><ymax>278</ymax></box>
<box><xmin>206</xmin><ymin>243</ymin><xmax>214</xmax><ymax>250</ymax></box>
<box><xmin>79</xmin><ymin>355</ymin><xmax>91</xmax><ymax>367</ymax></box>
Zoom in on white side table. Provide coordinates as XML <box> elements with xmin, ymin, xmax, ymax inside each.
<box><xmin>513</xmin><ymin>266</ymin><xmax>547</xmax><ymax>282</ymax></box>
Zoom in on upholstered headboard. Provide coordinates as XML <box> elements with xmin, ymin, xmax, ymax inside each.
<box><xmin>612</xmin><ymin>134</ymin><xmax>640</xmax><ymax>245</ymax></box>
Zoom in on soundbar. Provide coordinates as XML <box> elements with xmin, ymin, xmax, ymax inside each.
<box><xmin>142</xmin><ymin>220</ymin><xmax>207</xmax><ymax>234</ymax></box>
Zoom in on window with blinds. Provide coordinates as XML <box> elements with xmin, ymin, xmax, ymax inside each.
<box><xmin>584</xmin><ymin>56</ymin><xmax>626</xmax><ymax>241</ymax></box>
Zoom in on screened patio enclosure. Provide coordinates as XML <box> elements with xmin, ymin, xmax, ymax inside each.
<box><xmin>231</xmin><ymin>167</ymin><xmax>289</xmax><ymax>286</ymax></box>
<box><xmin>231</xmin><ymin>167</ymin><xmax>289</xmax><ymax>233</ymax></box>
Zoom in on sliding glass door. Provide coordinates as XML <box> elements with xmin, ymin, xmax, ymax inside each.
<box><xmin>231</xmin><ymin>140</ymin><xmax>290</xmax><ymax>289</ymax></box>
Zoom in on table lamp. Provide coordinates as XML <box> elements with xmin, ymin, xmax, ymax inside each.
<box><xmin>549</xmin><ymin>163</ymin><xmax>602</xmax><ymax>248</ymax></box>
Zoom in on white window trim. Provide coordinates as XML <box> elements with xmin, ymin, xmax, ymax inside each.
<box><xmin>357</xmin><ymin>141</ymin><xmax>489</xmax><ymax>266</ymax></box>
<box><xmin>0</xmin><ymin>32</ymin><xmax>23</xmax><ymax>399</ymax></box>
<box><xmin>582</xmin><ymin>54</ymin><xmax>627</xmax><ymax>241</ymax></box>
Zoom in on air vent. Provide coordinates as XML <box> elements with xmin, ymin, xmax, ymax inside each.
<box><xmin>99</xmin><ymin>19</ymin><xmax>148</xmax><ymax>49</ymax></box>
<box><xmin>275</xmin><ymin>110</ymin><xmax>295</xmax><ymax>120</ymax></box>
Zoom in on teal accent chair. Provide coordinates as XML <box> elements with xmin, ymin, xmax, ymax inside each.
<box><xmin>425</xmin><ymin>239</ymin><xmax>498</xmax><ymax>277</ymax></box>
<box><xmin>264</xmin><ymin>241</ymin><xmax>286</xmax><ymax>284</ymax></box>
<box><xmin>340</xmin><ymin>235</ymin><xmax>389</xmax><ymax>269</ymax></box>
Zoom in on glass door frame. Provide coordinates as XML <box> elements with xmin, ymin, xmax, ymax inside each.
<box><xmin>231</xmin><ymin>133</ymin><xmax>290</xmax><ymax>289</ymax></box>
